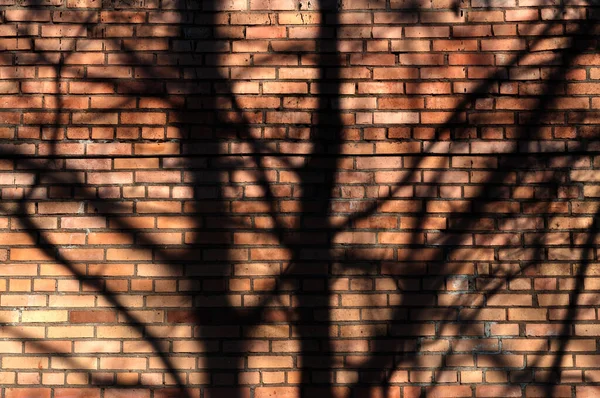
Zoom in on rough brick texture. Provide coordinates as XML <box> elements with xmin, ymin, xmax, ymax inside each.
<box><xmin>0</xmin><ymin>0</ymin><xmax>600</xmax><ymax>397</ymax></box>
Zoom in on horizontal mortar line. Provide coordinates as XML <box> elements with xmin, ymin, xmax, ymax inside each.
<box><xmin>0</xmin><ymin>151</ymin><xmax>599</xmax><ymax>159</ymax></box>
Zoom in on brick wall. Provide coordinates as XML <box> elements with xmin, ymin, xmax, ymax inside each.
<box><xmin>0</xmin><ymin>0</ymin><xmax>599</xmax><ymax>397</ymax></box>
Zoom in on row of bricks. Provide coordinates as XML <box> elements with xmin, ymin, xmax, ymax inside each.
<box><xmin>7</xmin><ymin>80</ymin><xmax>600</xmax><ymax>95</ymax></box>
<box><xmin>2</xmin><ymin>187</ymin><xmax>594</xmax><ymax>200</ymax></box>
<box><xmin>0</xmin><ymin>0</ymin><xmax>588</xmax><ymax>9</ymax></box>
<box><xmin>0</xmin><ymin>142</ymin><xmax>596</xmax><ymax>156</ymax></box>
<box><xmin>0</xmin><ymin>230</ymin><xmax>598</xmax><ymax>244</ymax></box>
<box><xmin>0</xmin><ymin>295</ymin><xmax>597</xmax><ymax>313</ymax></box>
<box><xmin>2</xmin><ymin>7</ymin><xmax>598</xmax><ymax>21</ymax></box>
<box><xmin>0</xmin><ymin>237</ymin><xmax>599</xmax><ymax>255</ymax></box>
<box><xmin>0</xmin><ymin>275</ymin><xmax>596</xmax><ymax>290</ymax></box>
<box><xmin>4</xmin><ymin>215</ymin><xmax>598</xmax><ymax>229</ymax></box>
<box><xmin>0</xmin><ymin>30</ymin><xmax>593</xmax><ymax>43</ymax></box>
<box><xmin>0</xmin><ymin>335</ymin><xmax>598</xmax><ymax>352</ymax></box>
<box><xmin>0</xmin><ymin>21</ymin><xmax>593</xmax><ymax>39</ymax></box>
<box><xmin>1</xmin><ymin>371</ymin><xmax>598</xmax><ymax>386</ymax></box>
<box><xmin>1</xmin><ymin>321</ymin><xmax>598</xmax><ymax>337</ymax></box>
<box><xmin>5</xmin><ymin>247</ymin><xmax>600</xmax><ymax>261</ymax></box>
<box><xmin>0</xmin><ymin>0</ymin><xmax>587</xmax><ymax>9</ymax></box>
<box><xmin>0</xmin><ymin>308</ymin><xmax>599</xmax><ymax>323</ymax></box>
<box><xmin>4</xmin><ymin>97</ymin><xmax>600</xmax><ymax>113</ymax></box>
<box><xmin>9</xmin><ymin>195</ymin><xmax>600</xmax><ymax>210</ymax></box>
<box><xmin>0</xmin><ymin>65</ymin><xmax>595</xmax><ymax>77</ymax></box>
<box><xmin>0</xmin><ymin>127</ymin><xmax>596</xmax><ymax>141</ymax></box>
<box><xmin>2</xmin><ymin>52</ymin><xmax>597</xmax><ymax>66</ymax></box>
<box><xmin>0</xmin><ymin>114</ymin><xmax>598</xmax><ymax>129</ymax></box>
<box><xmin>0</xmin><ymin>377</ymin><xmax>598</xmax><ymax>393</ymax></box>
<box><xmin>2</xmin><ymin>370</ymin><xmax>588</xmax><ymax>386</ymax></box>
<box><xmin>2</xmin><ymin>114</ymin><xmax>600</xmax><ymax>129</ymax></box>
<box><xmin>0</xmin><ymin>386</ymin><xmax>596</xmax><ymax>398</ymax></box>
<box><xmin>0</xmin><ymin>277</ymin><xmax>596</xmax><ymax>291</ymax></box>
<box><xmin>0</xmin><ymin>176</ymin><xmax>598</xmax><ymax>188</ymax></box>
<box><xmin>0</xmin><ymin>23</ymin><xmax>595</xmax><ymax>40</ymax></box>
<box><xmin>0</xmin><ymin>185</ymin><xmax>593</xmax><ymax>198</ymax></box>
<box><xmin>0</xmin><ymin>154</ymin><xmax>595</xmax><ymax>169</ymax></box>
<box><xmin>0</xmin><ymin>134</ymin><xmax>597</xmax><ymax>148</ymax></box>
<box><xmin>6</xmin><ymin>202</ymin><xmax>600</xmax><ymax>216</ymax></box>
<box><xmin>6</xmin><ymin>204</ymin><xmax>600</xmax><ymax>216</ymax></box>
<box><xmin>1</xmin><ymin>10</ymin><xmax>570</xmax><ymax>25</ymax></box>
<box><xmin>0</xmin><ymin>155</ymin><xmax>591</xmax><ymax>169</ymax></box>
<box><xmin>0</xmin><ymin>261</ymin><xmax>587</xmax><ymax>275</ymax></box>
<box><xmin>0</xmin><ymin>281</ymin><xmax>596</xmax><ymax>297</ymax></box>
<box><xmin>0</xmin><ymin>65</ymin><xmax>598</xmax><ymax>79</ymax></box>
<box><xmin>2</xmin><ymin>168</ymin><xmax>600</xmax><ymax>183</ymax></box>
<box><xmin>4</xmin><ymin>352</ymin><xmax>600</xmax><ymax>368</ymax></box>
<box><xmin>0</xmin><ymin>68</ymin><xmax>598</xmax><ymax>82</ymax></box>
<box><xmin>0</xmin><ymin>291</ymin><xmax>595</xmax><ymax>307</ymax></box>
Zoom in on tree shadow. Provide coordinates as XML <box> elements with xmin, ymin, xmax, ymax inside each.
<box><xmin>2</xmin><ymin>0</ymin><xmax>600</xmax><ymax>396</ymax></box>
